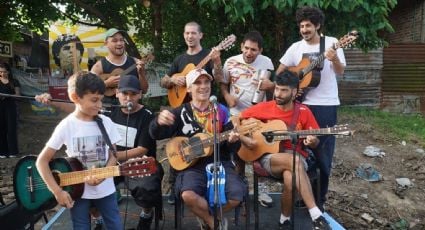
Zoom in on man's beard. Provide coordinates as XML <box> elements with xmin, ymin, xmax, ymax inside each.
<box><xmin>275</xmin><ymin>95</ymin><xmax>293</xmax><ymax>105</ymax></box>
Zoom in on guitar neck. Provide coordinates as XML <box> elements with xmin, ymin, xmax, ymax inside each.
<box><xmin>58</xmin><ymin>166</ymin><xmax>120</xmax><ymax>187</ymax></box>
<box><xmin>272</xmin><ymin>127</ymin><xmax>345</xmax><ymax>141</ymax></box>
<box><xmin>302</xmin><ymin>43</ymin><xmax>338</xmax><ymax>76</ymax></box>
<box><xmin>120</xmin><ymin>64</ymin><xmax>137</xmax><ymax>76</ymax></box>
<box><xmin>195</xmin><ymin>50</ymin><xmax>214</xmax><ymax>69</ymax></box>
<box><xmin>201</xmin><ymin>127</ymin><xmax>252</xmax><ymax>147</ymax></box>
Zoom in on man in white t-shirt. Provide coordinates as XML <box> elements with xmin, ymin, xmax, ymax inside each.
<box><xmin>276</xmin><ymin>6</ymin><xmax>346</xmax><ymax>212</ymax></box>
<box><xmin>220</xmin><ymin>30</ymin><xmax>275</xmax><ymax>207</ymax></box>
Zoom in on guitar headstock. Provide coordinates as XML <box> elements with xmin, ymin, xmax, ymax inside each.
<box><xmin>335</xmin><ymin>30</ymin><xmax>359</xmax><ymax>49</ymax></box>
<box><xmin>330</xmin><ymin>124</ymin><xmax>355</xmax><ymax>137</ymax></box>
<box><xmin>119</xmin><ymin>156</ymin><xmax>157</xmax><ymax>178</ymax></box>
<box><xmin>216</xmin><ymin>34</ymin><xmax>237</xmax><ymax>51</ymax></box>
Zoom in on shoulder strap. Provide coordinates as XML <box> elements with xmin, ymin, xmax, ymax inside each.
<box><xmin>288</xmin><ymin>102</ymin><xmax>301</xmax><ymax>131</ymax></box>
<box><xmin>94</xmin><ymin>116</ymin><xmax>118</xmax><ymax>159</ymax></box>
<box><xmin>320</xmin><ymin>35</ymin><xmax>325</xmax><ymax>53</ymax></box>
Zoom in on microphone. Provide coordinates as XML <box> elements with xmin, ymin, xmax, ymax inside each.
<box><xmin>126</xmin><ymin>102</ymin><xmax>133</xmax><ymax>111</ymax></box>
<box><xmin>209</xmin><ymin>95</ymin><xmax>218</xmax><ymax>104</ymax></box>
<box><xmin>209</xmin><ymin>95</ymin><xmax>218</xmax><ymax>110</ymax></box>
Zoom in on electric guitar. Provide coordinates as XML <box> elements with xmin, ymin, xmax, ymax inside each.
<box><xmin>238</xmin><ymin>119</ymin><xmax>353</xmax><ymax>162</ymax></box>
<box><xmin>288</xmin><ymin>30</ymin><xmax>358</xmax><ymax>95</ymax></box>
<box><xmin>13</xmin><ymin>155</ymin><xmax>156</xmax><ymax>213</ymax></box>
<box><xmin>99</xmin><ymin>53</ymin><xmax>155</xmax><ymax>96</ymax></box>
<box><xmin>167</xmin><ymin>35</ymin><xmax>236</xmax><ymax>108</ymax></box>
<box><xmin>166</xmin><ymin>120</ymin><xmax>259</xmax><ymax>170</ymax></box>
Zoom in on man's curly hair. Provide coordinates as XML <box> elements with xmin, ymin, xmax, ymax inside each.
<box><xmin>296</xmin><ymin>6</ymin><xmax>325</xmax><ymax>31</ymax></box>
<box><xmin>52</xmin><ymin>34</ymin><xmax>84</xmax><ymax>67</ymax></box>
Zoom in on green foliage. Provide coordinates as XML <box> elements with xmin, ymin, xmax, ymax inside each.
<box><xmin>340</xmin><ymin>107</ymin><xmax>425</xmax><ymax>147</ymax></box>
<box><xmin>1</xmin><ymin>0</ymin><xmax>397</xmax><ymax>64</ymax></box>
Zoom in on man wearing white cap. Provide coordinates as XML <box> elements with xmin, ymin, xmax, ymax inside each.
<box><xmin>150</xmin><ymin>69</ymin><xmax>246</xmax><ymax>230</ymax></box>
<box><xmin>91</xmin><ymin>28</ymin><xmax>148</xmax><ymax>105</ymax></box>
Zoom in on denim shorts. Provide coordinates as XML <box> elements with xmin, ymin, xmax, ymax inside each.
<box><xmin>259</xmin><ymin>153</ymin><xmax>307</xmax><ymax>179</ymax></box>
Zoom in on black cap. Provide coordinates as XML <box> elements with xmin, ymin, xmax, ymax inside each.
<box><xmin>118</xmin><ymin>75</ymin><xmax>141</xmax><ymax>93</ymax></box>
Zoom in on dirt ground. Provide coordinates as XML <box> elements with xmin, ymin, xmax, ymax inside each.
<box><xmin>1</xmin><ymin>101</ymin><xmax>425</xmax><ymax>229</ymax></box>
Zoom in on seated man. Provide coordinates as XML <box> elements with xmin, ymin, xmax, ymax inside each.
<box><xmin>239</xmin><ymin>70</ymin><xmax>331</xmax><ymax>230</ymax></box>
<box><xmin>149</xmin><ymin>69</ymin><xmax>245</xmax><ymax>230</ymax></box>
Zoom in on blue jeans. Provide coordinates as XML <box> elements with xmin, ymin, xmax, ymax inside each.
<box><xmin>70</xmin><ymin>192</ymin><xmax>122</xmax><ymax>230</ymax></box>
<box><xmin>307</xmin><ymin>105</ymin><xmax>337</xmax><ymax>208</ymax></box>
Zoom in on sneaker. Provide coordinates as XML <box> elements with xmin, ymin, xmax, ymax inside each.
<box><xmin>8</xmin><ymin>155</ymin><xmax>16</xmax><ymax>158</ymax></box>
<box><xmin>312</xmin><ymin>215</ymin><xmax>331</xmax><ymax>230</ymax></box>
<box><xmin>137</xmin><ymin>215</ymin><xmax>153</xmax><ymax>230</ymax></box>
<box><xmin>0</xmin><ymin>155</ymin><xmax>6</xmax><ymax>159</ymax></box>
<box><xmin>218</xmin><ymin>218</ymin><xmax>228</xmax><ymax>230</ymax></box>
<box><xmin>279</xmin><ymin>219</ymin><xmax>292</xmax><ymax>230</ymax></box>
<box><xmin>258</xmin><ymin>191</ymin><xmax>273</xmax><ymax>207</ymax></box>
<box><xmin>196</xmin><ymin>217</ymin><xmax>209</xmax><ymax>230</ymax></box>
<box><xmin>93</xmin><ymin>217</ymin><xmax>103</xmax><ymax>230</ymax></box>
<box><xmin>168</xmin><ymin>187</ymin><xmax>175</xmax><ymax>205</ymax></box>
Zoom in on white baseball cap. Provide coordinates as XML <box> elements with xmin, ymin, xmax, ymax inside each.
<box><xmin>186</xmin><ymin>69</ymin><xmax>213</xmax><ymax>87</ymax></box>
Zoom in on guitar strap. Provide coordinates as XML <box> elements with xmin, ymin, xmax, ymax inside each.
<box><xmin>94</xmin><ymin>116</ymin><xmax>118</xmax><ymax>163</ymax></box>
<box><xmin>317</xmin><ymin>35</ymin><xmax>325</xmax><ymax>71</ymax></box>
<box><xmin>288</xmin><ymin>102</ymin><xmax>301</xmax><ymax>131</ymax></box>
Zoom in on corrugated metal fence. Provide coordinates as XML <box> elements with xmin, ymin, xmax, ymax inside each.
<box><xmin>381</xmin><ymin>44</ymin><xmax>425</xmax><ymax>114</ymax></box>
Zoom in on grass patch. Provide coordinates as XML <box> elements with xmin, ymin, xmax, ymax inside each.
<box><xmin>339</xmin><ymin>106</ymin><xmax>425</xmax><ymax>147</ymax></box>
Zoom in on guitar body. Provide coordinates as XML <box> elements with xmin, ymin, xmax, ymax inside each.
<box><xmin>99</xmin><ymin>68</ymin><xmax>127</xmax><ymax>97</ymax></box>
<box><xmin>288</xmin><ymin>57</ymin><xmax>321</xmax><ymax>89</ymax></box>
<box><xmin>13</xmin><ymin>156</ymin><xmax>84</xmax><ymax>213</ymax></box>
<box><xmin>238</xmin><ymin>120</ymin><xmax>286</xmax><ymax>162</ymax></box>
<box><xmin>166</xmin><ymin>133</ymin><xmax>212</xmax><ymax>170</ymax></box>
<box><xmin>167</xmin><ymin>63</ymin><xmax>196</xmax><ymax>108</ymax></box>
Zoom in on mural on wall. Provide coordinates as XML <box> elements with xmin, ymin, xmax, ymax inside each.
<box><xmin>48</xmin><ymin>23</ymin><xmax>111</xmax><ymax>99</ymax></box>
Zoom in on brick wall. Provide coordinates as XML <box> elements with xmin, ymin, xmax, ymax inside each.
<box><xmin>386</xmin><ymin>0</ymin><xmax>425</xmax><ymax>43</ymax></box>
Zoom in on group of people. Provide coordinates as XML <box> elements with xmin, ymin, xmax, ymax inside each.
<box><xmin>32</xmin><ymin>5</ymin><xmax>345</xmax><ymax>230</ymax></box>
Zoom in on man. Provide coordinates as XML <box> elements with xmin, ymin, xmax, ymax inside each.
<box><xmin>35</xmin><ymin>75</ymin><xmax>163</xmax><ymax>230</ymax></box>
<box><xmin>240</xmin><ymin>70</ymin><xmax>331</xmax><ymax>230</ymax></box>
<box><xmin>275</xmin><ymin>6</ymin><xmax>346</xmax><ymax>211</ymax></box>
<box><xmin>219</xmin><ymin>30</ymin><xmax>275</xmax><ymax>207</ymax></box>
<box><xmin>160</xmin><ymin>21</ymin><xmax>223</xmax><ymax>93</ymax></box>
<box><xmin>51</xmin><ymin>34</ymin><xmax>84</xmax><ymax>79</ymax></box>
<box><xmin>150</xmin><ymin>69</ymin><xmax>245</xmax><ymax>230</ymax></box>
<box><xmin>91</xmin><ymin>28</ymin><xmax>148</xmax><ymax>105</ymax></box>
<box><xmin>159</xmin><ymin>21</ymin><xmax>223</xmax><ymax>204</ymax></box>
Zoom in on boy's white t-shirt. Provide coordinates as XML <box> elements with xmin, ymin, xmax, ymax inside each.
<box><xmin>46</xmin><ymin>114</ymin><xmax>121</xmax><ymax>199</ymax></box>
<box><xmin>223</xmin><ymin>54</ymin><xmax>275</xmax><ymax>115</ymax></box>
<box><xmin>279</xmin><ymin>36</ymin><xmax>346</xmax><ymax>105</ymax></box>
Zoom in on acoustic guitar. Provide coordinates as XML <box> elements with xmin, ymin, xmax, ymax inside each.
<box><xmin>166</xmin><ymin>120</ymin><xmax>259</xmax><ymax>170</ymax></box>
<box><xmin>288</xmin><ymin>30</ymin><xmax>358</xmax><ymax>94</ymax></box>
<box><xmin>238</xmin><ymin>119</ymin><xmax>353</xmax><ymax>162</ymax></box>
<box><xmin>13</xmin><ymin>155</ymin><xmax>156</xmax><ymax>213</ymax></box>
<box><xmin>167</xmin><ymin>34</ymin><xmax>236</xmax><ymax>108</ymax></box>
<box><xmin>99</xmin><ymin>53</ymin><xmax>154</xmax><ymax>96</ymax></box>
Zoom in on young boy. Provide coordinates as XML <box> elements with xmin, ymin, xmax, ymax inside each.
<box><xmin>35</xmin><ymin>72</ymin><xmax>122</xmax><ymax>229</ymax></box>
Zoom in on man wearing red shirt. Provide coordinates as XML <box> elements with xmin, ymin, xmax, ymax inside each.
<box><xmin>240</xmin><ymin>70</ymin><xmax>330</xmax><ymax>230</ymax></box>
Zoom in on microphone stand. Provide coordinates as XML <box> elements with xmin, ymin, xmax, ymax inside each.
<box><xmin>262</xmin><ymin>130</ymin><xmax>299</xmax><ymax>230</ymax></box>
<box><xmin>211</xmin><ymin>102</ymin><xmax>220</xmax><ymax>230</ymax></box>
<box><xmin>289</xmin><ymin>132</ymin><xmax>299</xmax><ymax>230</ymax></box>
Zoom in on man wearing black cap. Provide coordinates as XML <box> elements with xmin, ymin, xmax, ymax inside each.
<box><xmin>91</xmin><ymin>28</ymin><xmax>149</xmax><ymax>105</ymax></box>
<box><xmin>109</xmin><ymin>74</ymin><xmax>163</xmax><ymax>230</ymax></box>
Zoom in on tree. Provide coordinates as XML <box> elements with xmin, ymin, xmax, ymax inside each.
<box><xmin>1</xmin><ymin>0</ymin><xmax>397</xmax><ymax>64</ymax></box>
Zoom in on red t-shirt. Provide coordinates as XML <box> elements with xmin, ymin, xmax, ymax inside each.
<box><xmin>240</xmin><ymin>101</ymin><xmax>319</xmax><ymax>158</ymax></box>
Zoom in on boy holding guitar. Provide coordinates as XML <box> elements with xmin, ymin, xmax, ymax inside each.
<box><xmin>240</xmin><ymin>70</ymin><xmax>331</xmax><ymax>230</ymax></box>
<box><xmin>91</xmin><ymin>28</ymin><xmax>149</xmax><ymax>105</ymax></box>
<box><xmin>35</xmin><ymin>72</ymin><xmax>122</xmax><ymax>229</ymax></box>
<box><xmin>275</xmin><ymin>6</ymin><xmax>346</xmax><ymax>211</ymax></box>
